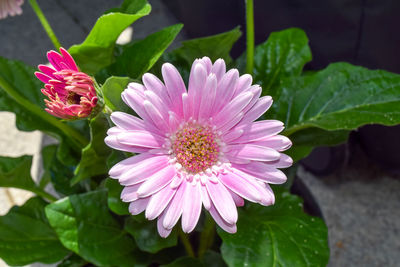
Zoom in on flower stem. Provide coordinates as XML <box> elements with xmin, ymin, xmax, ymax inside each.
<box><xmin>31</xmin><ymin>188</ymin><xmax>58</xmax><ymax>202</ymax></box>
<box><xmin>198</xmin><ymin>212</ymin><xmax>216</xmax><ymax>258</ymax></box>
<box><xmin>178</xmin><ymin>229</ymin><xmax>195</xmax><ymax>258</ymax></box>
<box><xmin>0</xmin><ymin>76</ymin><xmax>88</xmax><ymax>148</ymax></box>
<box><xmin>28</xmin><ymin>0</ymin><xmax>61</xmax><ymax>50</ymax></box>
<box><xmin>245</xmin><ymin>0</ymin><xmax>255</xmax><ymax>75</ymax></box>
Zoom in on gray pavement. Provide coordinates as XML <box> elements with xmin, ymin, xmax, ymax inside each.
<box><xmin>1</xmin><ymin>0</ymin><xmax>399</xmax><ymax>266</ymax></box>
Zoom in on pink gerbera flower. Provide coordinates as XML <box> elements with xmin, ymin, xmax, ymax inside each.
<box><xmin>0</xmin><ymin>0</ymin><xmax>24</xmax><ymax>19</ymax></box>
<box><xmin>105</xmin><ymin>57</ymin><xmax>292</xmax><ymax>237</ymax></box>
<box><xmin>35</xmin><ymin>48</ymin><xmax>98</xmax><ymax>119</ymax></box>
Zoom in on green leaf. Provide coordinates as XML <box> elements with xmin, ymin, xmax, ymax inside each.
<box><xmin>273</xmin><ymin>63</ymin><xmax>400</xmax><ymax>137</ymax></box>
<box><xmin>58</xmin><ymin>254</ymin><xmax>88</xmax><ymax>267</ymax></box>
<box><xmin>0</xmin><ymin>57</ymin><xmax>87</xmax><ymax>165</ymax></box>
<box><xmin>45</xmin><ymin>190</ymin><xmax>138</xmax><ymax>267</ymax></box>
<box><xmin>152</xmin><ymin>27</ymin><xmax>242</xmax><ymax>81</ymax></box>
<box><xmin>125</xmin><ymin>214</ymin><xmax>178</xmax><ymax>253</ymax></box>
<box><xmin>72</xmin><ymin>113</ymin><xmax>111</xmax><ymax>185</ymax></box>
<box><xmin>253</xmin><ymin>28</ymin><xmax>311</xmax><ymax>98</ymax></box>
<box><xmin>105</xmin><ymin>24</ymin><xmax>183</xmax><ymax>79</ymax></box>
<box><xmin>288</xmin><ymin>128</ymin><xmax>350</xmax><ymax>162</ymax></box>
<box><xmin>101</xmin><ymin>76</ymin><xmax>133</xmax><ymax>113</ymax></box>
<box><xmin>162</xmin><ymin>251</ymin><xmax>227</xmax><ymax>267</ymax></box>
<box><xmin>105</xmin><ymin>178</ymin><xmax>129</xmax><ymax>215</ymax></box>
<box><xmin>41</xmin><ymin>145</ymin><xmax>83</xmax><ymax>196</ymax></box>
<box><xmin>0</xmin><ymin>155</ymin><xmax>57</xmax><ymax>201</ymax></box>
<box><xmin>0</xmin><ymin>197</ymin><xmax>69</xmax><ymax>266</ymax></box>
<box><xmin>219</xmin><ymin>189</ymin><xmax>329</xmax><ymax>267</ymax></box>
<box><xmin>69</xmin><ymin>0</ymin><xmax>151</xmax><ymax>74</ymax></box>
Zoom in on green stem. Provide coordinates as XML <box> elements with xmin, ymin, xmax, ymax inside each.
<box><xmin>245</xmin><ymin>0</ymin><xmax>255</xmax><ymax>75</ymax></box>
<box><xmin>198</xmin><ymin>213</ymin><xmax>216</xmax><ymax>258</ymax></box>
<box><xmin>178</xmin><ymin>229</ymin><xmax>195</xmax><ymax>258</ymax></box>
<box><xmin>28</xmin><ymin>0</ymin><xmax>61</xmax><ymax>50</ymax></box>
<box><xmin>0</xmin><ymin>76</ymin><xmax>88</xmax><ymax>148</ymax></box>
<box><xmin>32</xmin><ymin>188</ymin><xmax>58</xmax><ymax>202</ymax></box>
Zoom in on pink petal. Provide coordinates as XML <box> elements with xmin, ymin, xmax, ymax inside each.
<box><xmin>109</xmin><ymin>153</ymin><xmax>155</xmax><ymax>178</ymax></box>
<box><xmin>121</xmin><ymin>183</ymin><xmax>142</xmax><ymax>202</ymax></box>
<box><xmin>104</xmin><ymin>135</ymin><xmax>151</xmax><ymax>153</ymax></box>
<box><xmin>250</xmin><ymin>135</ymin><xmax>292</xmax><ymax>152</ymax></box>
<box><xmin>181</xmin><ymin>183</ymin><xmax>202</xmax><ymax>233</ymax></box>
<box><xmin>144</xmin><ymin>90</ymin><xmax>169</xmax><ymax>119</ymax></box>
<box><xmin>233</xmin><ymin>74</ymin><xmax>253</xmax><ymax>97</ymax></box>
<box><xmin>234</xmin><ymin>120</ymin><xmax>285</xmax><ymax>143</ymax></box>
<box><xmin>145</xmin><ymin>183</ymin><xmax>177</xmax><ymax>220</ymax></box>
<box><xmin>116</xmin><ymin>131</ymin><xmax>164</xmax><ymax>148</ymax></box>
<box><xmin>219</xmin><ymin>172</ymin><xmax>261</xmax><ymax>203</ymax></box>
<box><xmin>209</xmin><ymin>203</ymin><xmax>236</xmax><ymax>233</ymax></box>
<box><xmin>157</xmin><ymin>212</ymin><xmax>172</xmax><ymax>238</ymax></box>
<box><xmin>201</xmin><ymin>184</ymin><xmax>211</xmax><ymax>210</ymax></box>
<box><xmin>213</xmin><ymin>92</ymin><xmax>253</xmax><ymax>127</ymax></box>
<box><xmin>162</xmin><ymin>63</ymin><xmax>186</xmax><ymax>116</ymax></box>
<box><xmin>118</xmin><ymin>156</ymin><xmax>169</xmax><ymax>185</ymax></box>
<box><xmin>129</xmin><ymin>197</ymin><xmax>150</xmax><ymax>215</ymax></box>
<box><xmin>212</xmin><ymin>69</ymin><xmax>239</xmax><ymax>114</ymax></box>
<box><xmin>228</xmin><ymin>189</ymin><xmax>245</xmax><ymax>207</ymax></box>
<box><xmin>143</xmin><ymin>100</ymin><xmax>170</xmax><ymax>132</ymax></box>
<box><xmin>142</xmin><ymin>73</ymin><xmax>172</xmax><ymax>107</ymax></box>
<box><xmin>60</xmin><ymin>47</ymin><xmax>79</xmax><ymax>71</ymax></box>
<box><xmin>163</xmin><ymin>181</ymin><xmax>187</xmax><ymax>229</ymax></box>
<box><xmin>188</xmin><ymin>63</ymin><xmax>207</xmax><ymax>119</ymax></box>
<box><xmin>121</xmin><ymin>89</ymin><xmax>153</xmax><ymax>123</ymax></box>
<box><xmin>206</xmin><ymin>181</ymin><xmax>237</xmax><ymax>224</ymax></box>
<box><xmin>227</xmin><ymin>144</ymin><xmax>280</xmax><ymax>162</ymax></box>
<box><xmin>137</xmin><ymin>165</ymin><xmax>176</xmax><ymax>197</ymax></box>
<box><xmin>232</xmin><ymin>162</ymin><xmax>287</xmax><ymax>184</ymax></box>
<box><xmin>210</xmin><ymin>59</ymin><xmax>226</xmax><ymax>81</ymax></box>
<box><xmin>198</xmin><ymin>74</ymin><xmax>217</xmax><ymax>120</ymax></box>
<box><xmin>239</xmin><ymin>96</ymin><xmax>273</xmax><ymax>125</ymax></box>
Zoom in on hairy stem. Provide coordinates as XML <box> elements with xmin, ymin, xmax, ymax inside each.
<box><xmin>179</xmin><ymin>230</ymin><xmax>195</xmax><ymax>258</ymax></box>
<box><xmin>28</xmin><ymin>0</ymin><xmax>61</xmax><ymax>50</ymax></box>
<box><xmin>245</xmin><ymin>0</ymin><xmax>255</xmax><ymax>75</ymax></box>
<box><xmin>198</xmin><ymin>213</ymin><xmax>216</xmax><ymax>258</ymax></box>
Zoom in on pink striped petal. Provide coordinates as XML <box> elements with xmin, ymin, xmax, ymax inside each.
<box><xmin>129</xmin><ymin>197</ymin><xmax>150</xmax><ymax>215</ymax></box>
<box><xmin>206</xmin><ymin>181</ymin><xmax>237</xmax><ymax>224</ymax></box>
<box><xmin>162</xmin><ymin>63</ymin><xmax>186</xmax><ymax>116</ymax></box>
<box><xmin>213</xmin><ymin>92</ymin><xmax>253</xmax><ymax>127</ymax></box>
<box><xmin>142</xmin><ymin>73</ymin><xmax>172</xmax><ymax>107</ymax></box>
<box><xmin>232</xmin><ymin>162</ymin><xmax>287</xmax><ymax>184</ymax></box>
<box><xmin>188</xmin><ymin>63</ymin><xmax>207</xmax><ymax>119</ymax></box>
<box><xmin>227</xmin><ymin>144</ymin><xmax>280</xmax><ymax>161</ymax></box>
<box><xmin>233</xmin><ymin>74</ymin><xmax>253</xmax><ymax>97</ymax></box>
<box><xmin>210</xmin><ymin>59</ymin><xmax>226</xmax><ymax>81</ymax></box>
<box><xmin>239</xmin><ymin>96</ymin><xmax>273</xmax><ymax>125</ymax></box>
<box><xmin>145</xmin><ymin>184</ymin><xmax>177</xmax><ymax>220</ymax></box>
<box><xmin>198</xmin><ymin>74</ymin><xmax>217</xmax><ymax>119</ymax></box>
<box><xmin>137</xmin><ymin>165</ymin><xmax>176</xmax><ymax>197</ymax></box>
<box><xmin>234</xmin><ymin>120</ymin><xmax>285</xmax><ymax>143</ymax></box>
<box><xmin>143</xmin><ymin>100</ymin><xmax>170</xmax><ymax>132</ymax></box>
<box><xmin>163</xmin><ymin>181</ymin><xmax>187</xmax><ymax>229</ymax></box>
<box><xmin>201</xmin><ymin>184</ymin><xmax>211</xmax><ymax>210</ymax></box>
<box><xmin>251</xmin><ymin>135</ymin><xmax>292</xmax><ymax>152</ymax></box>
<box><xmin>219</xmin><ymin>172</ymin><xmax>261</xmax><ymax>203</ymax></box>
<box><xmin>121</xmin><ymin>183</ymin><xmax>142</xmax><ymax>202</ymax></box>
<box><xmin>212</xmin><ymin>69</ymin><xmax>239</xmax><ymax>113</ymax></box>
<box><xmin>116</xmin><ymin>131</ymin><xmax>164</xmax><ymax>148</ymax></box>
<box><xmin>181</xmin><ymin>183</ymin><xmax>202</xmax><ymax>233</ymax></box>
<box><xmin>157</xmin><ymin>212</ymin><xmax>172</xmax><ymax>238</ymax></box>
<box><xmin>119</xmin><ymin>156</ymin><xmax>169</xmax><ymax>185</ymax></box>
<box><xmin>109</xmin><ymin>153</ymin><xmax>155</xmax><ymax>178</ymax></box>
<box><xmin>104</xmin><ymin>135</ymin><xmax>151</xmax><ymax>153</ymax></box>
<box><xmin>209</xmin><ymin>203</ymin><xmax>236</xmax><ymax>233</ymax></box>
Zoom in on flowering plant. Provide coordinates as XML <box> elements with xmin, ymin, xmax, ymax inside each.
<box><xmin>1</xmin><ymin>0</ymin><xmax>400</xmax><ymax>266</ymax></box>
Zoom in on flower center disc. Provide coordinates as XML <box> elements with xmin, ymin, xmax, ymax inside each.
<box><xmin>172</xmin><ymin>124</ymin><xmax>220</xmax><ymax>174</ymax></box>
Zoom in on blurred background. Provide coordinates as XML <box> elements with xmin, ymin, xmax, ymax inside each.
<box><xmin>0</xmin><ymin>0</ymin><xmax>399</xmax><ymax>266</ymax></box>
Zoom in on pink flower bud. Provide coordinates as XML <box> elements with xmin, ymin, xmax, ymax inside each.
<box><xmin>35</xmin><ymin>48</ymin><xmax>98</xmax><ymax>119</ymax></box>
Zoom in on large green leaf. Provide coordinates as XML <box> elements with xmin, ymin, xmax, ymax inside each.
<box><xmin>0</xmin><ymin>155</ymin><xmax>58</xmax><ymax>201</ymax></box>
<box><xmin>41</xmin><ymin>145</ymin><xmax>83</xmax><ymax>196</ymax></box>
<box><xmin>218</xmin><ymin>189</ymin><xmax>329</xmax><ymax>267</ymax></box>
<box><xmin>105</xmin><ymin>178</ymin><xmax>129</xmax><ymax>215</ymax></box>
<box><xmin>152</xmin><ymin>27</ymin><xmax>242</xmax><ymax>81</ymax></box>
<box><xmin>69</xmin><ymin>0</ymin><xmax>151</xmax><ymax>74</ymax></box>
<box><xmin>162</xmin><ymin>251</ymin><xmax>227</xmax><ymax>267</ymax></box>
<box><xmin>104</xmin><ymin>24</ymin><xmax>183</xmax><ymax>79</ymax></box>
<box><xmin>72</xmin><ymin>113</ymin><xmax>111</xmax><ymax>185</ymax></box>
<box><xmin>0</xmin><ymin>57</ymin><xmax>87</xmax><ymax>165</ymax></box>
<box><xmin>101</xmin><ymin>76</ymin><xmax>133</xmax><ymax>113</ymax></box>
<box><xmin>45</xmin><ymin>190</ymin><xmax>138</xmax><ymax>267</ymax></box>
<box><xmin>273</xmin><ymin>63</ymin><xmax>400</xmax><ymax>138</ymax></box>
<box><xmin>0</xmin><ymin>197</ymin><xmax>69</xmax><ymax>266</ymax></box>
<box><xmin>253</xmin><ymin>28</ymin><xmax>311</xmax><ymax>98</ymax></box>
<box><xmin>125</xmin><ymin>214</ymin><xmax>177</xmax><ymax>253</ymax></box>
